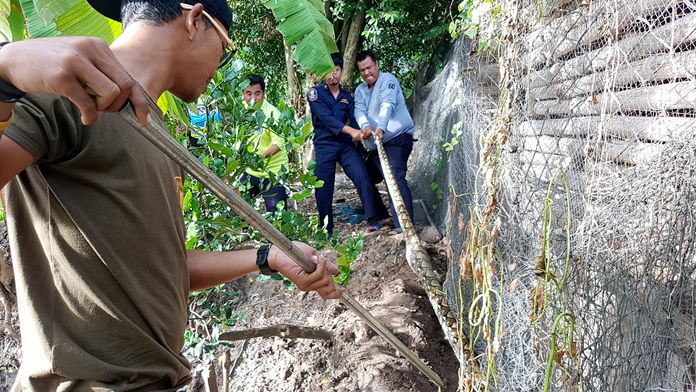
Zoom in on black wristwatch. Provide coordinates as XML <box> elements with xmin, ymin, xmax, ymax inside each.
<box><xmin>256</xmin><ymin>244</ymin><xmax>277</xmax><ymax>276</ymax></box>
<box><xmin>0</xmin><ymin>42</ymin><xmax>26</xmax><ymax>103</ymax></box>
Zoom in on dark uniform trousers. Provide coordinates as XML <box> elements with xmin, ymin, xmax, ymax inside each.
<box><xmin>240</xmin><ymin>172</ymin><xmax>288</xmax><ymax>213</ymax></box>
<box><xmin>365</xmin><ymin>133</ymin><xmax>415</xmax><ymax>229</ymax></box>
<box><xmin>315</xmin><ymin>140</ymin><xmax>389</xmax><ymax>234</ymax></box>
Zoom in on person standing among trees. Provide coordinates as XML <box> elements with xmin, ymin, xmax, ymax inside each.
<box><xmin>307</xmin><ymin>53</ymin><xmax>390</xmax><ymax>236</ymax></box>
<box><xmin>354</xmin><ymin>50</ymin><xmax>416</xmax><ymax>232</ymax></box>
<box><xmin>0</xmin><ymin>0</ymin><xmax>342</xmax><ymax>390</ymax></box>
<box><xmin>240</xmin><ymin>73</ymin><xmax>289</xmax><ymax>212</ymax></box>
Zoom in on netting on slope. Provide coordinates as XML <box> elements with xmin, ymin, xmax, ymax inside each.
<box><xmin>413</xmin><ymin>0</ymin><xmax>696</xmax><ymax>389</ymax></box>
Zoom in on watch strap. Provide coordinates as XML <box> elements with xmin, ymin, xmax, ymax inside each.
<box><xmin>256</xmin><ymin>244</ymin><xmax>276</xmax><ymax>276</ymax></box>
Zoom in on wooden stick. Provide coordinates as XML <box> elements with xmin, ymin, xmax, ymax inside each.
<box><xmin>118</xmin><ymin>107</ymin><xmax>445</xmax><ymax>390</ymax></box>
<box><xmin>203</xmin><ymin>361</ymin><xmax>218</xmax><ymax>392</ymax></box>
<box><xmin>415</xmin><ymin>198</ymin><xmax>437</xmax><ymax>228</ymax></box>
<box><xmin>219</xmin><ymin>324</ymin><xmax>332</xmax><ymax>341</ymax></box>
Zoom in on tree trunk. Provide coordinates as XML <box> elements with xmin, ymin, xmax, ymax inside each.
<box><xmin>340</xmin><ymin>3</ymin><xmax>366</xmax><ymax>87</ymax></box>
<box><xmin>283</xmin><ymin>40</ymin><xmax>302</xmax><ymax>115</ymax></box>
<box><xmin>338</xmin><ymin>15</ymin><xmax>350</xmax><ymax>53</ymax></box>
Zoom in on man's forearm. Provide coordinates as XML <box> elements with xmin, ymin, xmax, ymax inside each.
<box><xmin>187</xmin><ymin>248</ymin><xmax>259</xmax><ymax>291</ymax></box>
<box><xmin>261</xmin><ymin>144</ymin><xmax>280</xmax><ymax>158</ymax></box>
<box><xmin>341</xmin><ymin>125</ymin><xmax>359</xmax><ymax>138</ymax></box>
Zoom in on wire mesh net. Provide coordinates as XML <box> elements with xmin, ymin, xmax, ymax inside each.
<box><xmin>415</xmin><ymin>0</ymin><xmax>696</xmax><ymax>389</ymax></box>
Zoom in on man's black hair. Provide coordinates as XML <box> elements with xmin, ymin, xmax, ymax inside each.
<box><xmin>356</xmin><ymin>50</ymin><xmax>378</xmax><ymax>64</ymax></box>
<box><xmin>121</xmin><ymin>0</ymin><xmax>214</xmax><ymax>29</ymax></box>
<box><xmin>121</xmin><ymin>0</ymin><xmax>182</xmax><ymax>28</ymax></box>
<box><xmin>331</xmin><ymin>53</ymin><xmax>344</xmax><ymax>69</ymax></box>
<box><xmin>246</xmin><ymin>74</ymin><xmax>265</xmax><ymax>91</ymax></box>
<box><xmin>120</xmin><ymin>0</ymin><xmax>234</xmax><ymax>29</ymax></box>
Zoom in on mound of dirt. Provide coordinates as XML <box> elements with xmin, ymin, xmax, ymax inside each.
<box><xmin>200</xmin><ymin>184</ymin><xmax>459</xmax><ymax>391</ymax></box>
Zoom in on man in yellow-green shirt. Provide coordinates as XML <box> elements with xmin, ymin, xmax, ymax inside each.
<box><xmin>241</xmin><ymin>74</ymin><xmax>289</xmax><ymax>211</ymax></box>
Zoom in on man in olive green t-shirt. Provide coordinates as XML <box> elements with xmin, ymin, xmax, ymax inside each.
<box><xmin>0</xmin><ymin>1</ymin><xmax>343</xmax><ymax>390</ymax></box>
<box><xmin>241</xmin><ymin>74</ymin><xmax>289</xmax><ymax>212</ymax></box>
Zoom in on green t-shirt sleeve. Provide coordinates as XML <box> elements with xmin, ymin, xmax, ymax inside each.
<box><xmin>5</xmin><ymin>93</ymin><xmax>83</xmax><ymax>163</ymax></box>
<box><xmin>268</xmin><ymin>129</ymin><xmax>284</xmax><ymax>149</ymax></box>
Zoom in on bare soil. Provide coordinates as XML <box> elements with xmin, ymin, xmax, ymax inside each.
<box><xmin>193</xmin><ymin>181</ymin><xmax>459</xmax><ymax>392</ymax></box>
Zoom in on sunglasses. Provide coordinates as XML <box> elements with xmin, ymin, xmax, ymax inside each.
<box><xmin>180</xmin><ymin>3</ymin><xmax>236</xmax><ymax>69</ymax></box>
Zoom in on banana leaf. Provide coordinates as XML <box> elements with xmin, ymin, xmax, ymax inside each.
<box><xmin>158</xmin><ymin>92</ymin><xmax>192</xmax><ymax>127</ymax></box>
<box><xmin>9</xmin><ymin>0</ymin><xmax>25</xmax><ymax>41</ymax></box>
<box><xmin>264</xmin><ymin>0</ymin><xmax>337</xmax><ymax>76</ymax></box>
<box><xmin>0</xmin><ymin>0</ymin><xmax>11</xmax><ymax>41</ymax></box>
<box><xmin>33</xmin><ymin>0</ymin><xmax>78</xmax><ymax>26</ymax></box>
<box><xmin>55</xmin><ymin>0</ymin><xmax>121</xmax><ymax>43</ymax></box>
<box><xmin>19</xmin><ymin>0</ymin><xmax>58</xmax><ymax>38</ymax></box>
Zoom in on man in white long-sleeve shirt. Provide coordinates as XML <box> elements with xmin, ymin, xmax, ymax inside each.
<box><xmin>354</xmin><ymin>50</ymin><xmax>415</xmax><ymax>231</ymax></box>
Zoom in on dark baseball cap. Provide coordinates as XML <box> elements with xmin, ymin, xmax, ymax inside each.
<box><xmin>87</xmin><ymin>0</ymin><xmax>233</xmax><ymax>31</ymax></box>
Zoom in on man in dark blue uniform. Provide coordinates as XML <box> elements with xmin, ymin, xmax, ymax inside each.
<box><xmin>308</xmin><ymin>53</ymin><xmax>389</xmax><ymax>236</ymax></box>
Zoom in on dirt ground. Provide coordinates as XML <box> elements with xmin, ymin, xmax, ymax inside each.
<box><xmin>0</xmin><ymin>176</ymin><xmax>460</xmax><ymax>391</ymax></box>
<box><xmin>203</xmin><ymin>232</ymin><xmax>459</xmax><ymax>392</ymax></box>
<box><xmin>190</xmin><ymin>179</ymin><xmax>459</xmax><ymax>392</ymax></box>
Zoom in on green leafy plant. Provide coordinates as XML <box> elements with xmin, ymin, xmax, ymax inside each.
<box><xmin>443</xmin><ymin>122</ymin><xmax>464</xmax><ymax>152</ymax></box>
<box><xmin>186</xmin><ymin>285</ymin><xmax>247</xmax><ymax>360</ymax></box>
<box><xmin>334</xmin><ymin>233</ymin><xmax>363</xmax><ymax>287</ymax></box>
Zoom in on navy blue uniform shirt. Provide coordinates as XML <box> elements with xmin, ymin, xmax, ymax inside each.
<box><xmin>307</xmin><ymin>82</ymin><xmax>359</xmax><ymax>145</ymax></box>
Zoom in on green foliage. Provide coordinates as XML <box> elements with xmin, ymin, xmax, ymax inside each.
<box><xmin>230</xmin><ymin>0</ymin><xmax>289</xmax><ymax>103</ymax></box>
<box><xmin>431</xmin><ymin>182</ymin><xmax>444</xmax><ymax>210</ymax></box>
<box><xmin>449</xmin><ymin>0</ymin><xmax>502</xmax><ymax>51</ymax></box>
<box><xmin>0</xmin><ymin>0</ymin><xmax>11</xmax><ymax>41</ymax></box>
<box><xmin>18</xmin><ymin>0</ymin><xmax>120</xmax><ymax>42</ymax></box>
<box><xmin>185</xmin><ymin>285</ymin><xmax>246</xmax><ymax>360</ymax></box>
<box><xmin>357</xmin><ymin>0</ymin><xmax>454</xmax><ymax>91</ymax></box>
<box><xmin>443</xmin><ymin>122</ymin><xmax>463</xmax><ymax>152</ymax></box>
<box><xmin>263</xmin><ymin>0</ymin><xmax>338</xmax><ymax>76</ymax></box>
<box><xmin>178</xmin><ymin>57</ymin><xmax>364</xmax><ymax>362</ymax></box>
<box><xmin>334</xmin><ymin>233</ymin><xmax>363</xmax><ymax>287</ymax></box>
<box><xmin>7</xmin><ymin>0</ymin><xmax>25</xmax><ymax>41</ymax></box>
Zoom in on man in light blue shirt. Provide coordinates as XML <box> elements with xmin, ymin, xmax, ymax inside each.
<box><xmin>354</xmin><ymin>50</ymin><xmax>415</xmax><ymax>231</ymax></box>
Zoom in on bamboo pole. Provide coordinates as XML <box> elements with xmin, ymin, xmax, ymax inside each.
<box><xmin>118</xmin><ymin>107</ymin><xmax>445</xmax><ymax>390</ymax></box>
<box><xmin>519</xmin><ymin>135</ymin><xmax>587</xmax><ymax>158</ymax></box>
<box><xmin>588</xmin><ymin>140</ymin><xmax>664</xmax><ymax>165</ymax></box>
